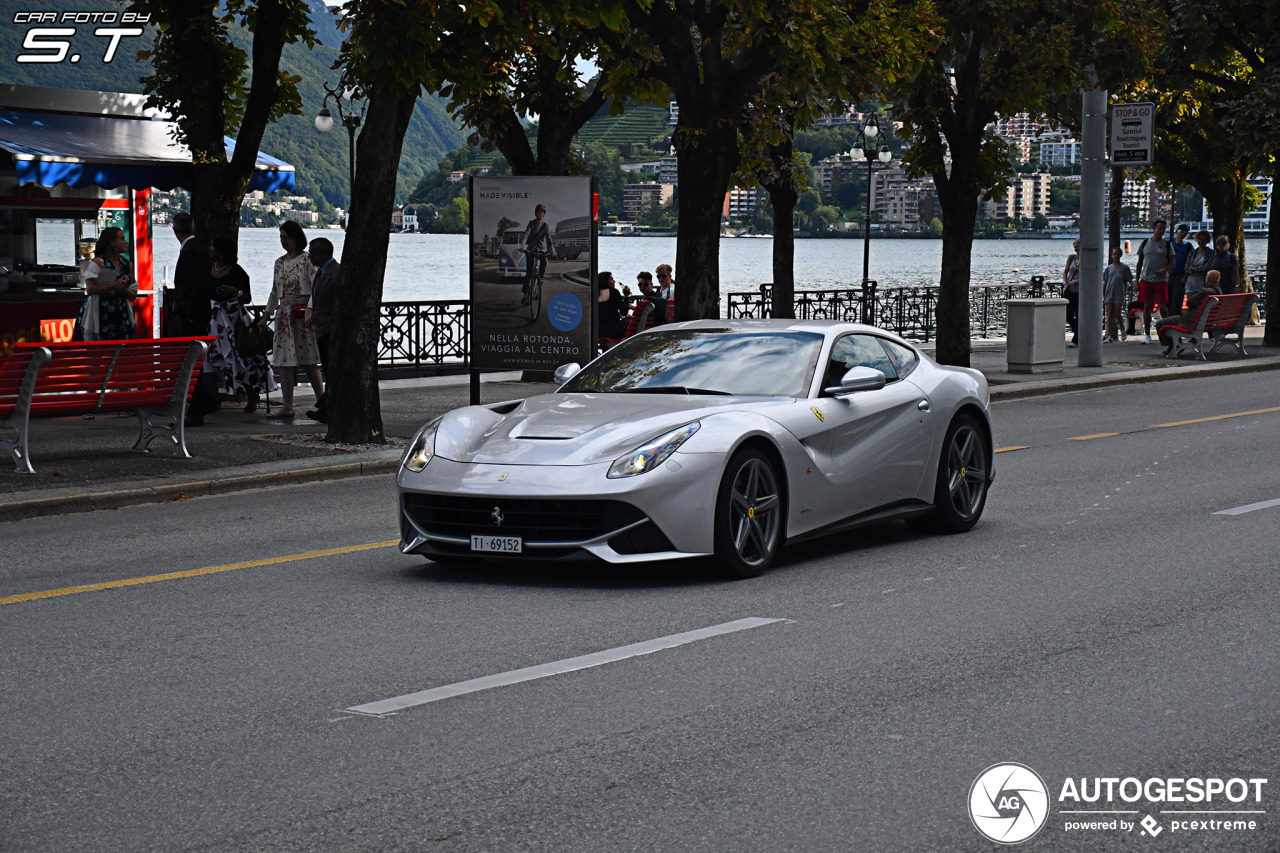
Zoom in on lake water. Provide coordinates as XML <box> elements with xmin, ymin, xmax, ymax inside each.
<box><xmin>39</xmin><ymin>223</ymin><xmax>1270</xmax><ymax>302</ymax></box>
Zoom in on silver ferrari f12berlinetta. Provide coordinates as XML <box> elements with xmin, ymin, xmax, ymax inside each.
<box><xmin>398</xmin><ymin>320</ymin><xmax>994</xmax><ymax>577</ymax></box>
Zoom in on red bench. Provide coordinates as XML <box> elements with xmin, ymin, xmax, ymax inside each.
<box><xmin>1161</xmin><ymin>292</ymin><xmax>1259</xmax><ymax>360</ymax></box>
<box><xmin>0</xmin><ymin>337</ymin><xmax>212</xmax><ymax>474</ymax></box>
<box><xmin>622</xmin><ymin>301</ymin><xmax>656</xmax><ymax>337</ymax></box>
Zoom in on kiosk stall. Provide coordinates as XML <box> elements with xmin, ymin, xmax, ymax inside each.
<box><xmin>0</xmin><ymin>84</ymin><xmax>295</xmax><ymax>361</ymax></box>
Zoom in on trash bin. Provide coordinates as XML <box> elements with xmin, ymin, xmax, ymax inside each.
<box><xmin>1006</xmin><ymin>298</ymin><xmax>1068</xmax><ymax>373</ymax></box>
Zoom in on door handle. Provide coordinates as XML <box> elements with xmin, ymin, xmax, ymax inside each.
<box><xmin>917</xmin><ymin>400</ymin><xmax>931</xmax><ymax>412</ymax></box>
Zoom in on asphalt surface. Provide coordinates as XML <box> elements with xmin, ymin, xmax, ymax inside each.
<box><xmin>1</xmin><ymin>371</ymin><xmax>1277</xmax><ymax>851</ymax></box>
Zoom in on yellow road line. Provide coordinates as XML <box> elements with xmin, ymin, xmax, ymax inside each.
<box><xmin>1067</xmin><ymin>432</ymin><xmax>1120</xmax><ymax>441</ymax></box>
<box><xmin>995</xmin><ymin>446</ymin><xmax>1031</xmax><ymax>453</ymax></box>
<box><xmin>0</xmin><ymin>540</ymin><xmax>398</xmax><ymax>607</ymax></box>
<box><xmin>1153</xmin><ymin>406</ymin><xmax>1280</xmax><ymax>429</ymax></box>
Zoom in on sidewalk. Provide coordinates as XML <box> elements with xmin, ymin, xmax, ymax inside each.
<box><xmin>3</xmin><ymin>328</ymin><xmax>1276</xmax><ymax>522</ymax></box>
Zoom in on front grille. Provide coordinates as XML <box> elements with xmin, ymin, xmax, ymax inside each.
<box><xmin>404</xmin><ymin>494</ymin><xmax>645</xmax><ymax>543</ymax></box>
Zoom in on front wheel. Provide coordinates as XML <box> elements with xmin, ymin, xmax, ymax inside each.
<box><xmin>528</xmin><ymin>274</ymin><xmax>542</xmax><ymax>322</ymax></box>
<box><xmin>713</xmin><ymin>447</ymin><xmax>784</xmax><ymax>578</ymax></box>
<box><xmin>922</xmin><ymin>413</ymin><xmax>990</xmax><ymax>533</ymax></box>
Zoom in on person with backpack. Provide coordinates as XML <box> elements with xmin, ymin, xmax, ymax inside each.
<box><xmin>1134</xmin><ymin>219</ymin><xmax>1175</xmax><ymax>344</ymax></box>
<box><xmin>1183</xmin><ymin>230</ymin><xmax>1215</xmax><ymax>297</ymax></box>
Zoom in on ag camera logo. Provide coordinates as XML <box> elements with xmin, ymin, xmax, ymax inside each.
<box><xmin>969</xmin><ymin>763</ymin><xmax>1050</xmax><ymax>844</ymax></box>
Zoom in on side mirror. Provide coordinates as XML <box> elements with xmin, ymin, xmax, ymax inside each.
<box><xmin>553</xmin><ymin>362</ymin><xmax>582</xmax><ymax>385</ymax></box>
<box><xmin>824</xmin><ymin>365</ymin><xmax>886</xmax><ymax>396</ymax></box>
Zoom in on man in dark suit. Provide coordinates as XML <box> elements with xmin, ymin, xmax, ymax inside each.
<box><xmin>171</xmin><ymin>212</ymin><xmax>213</xmax><ymax>337</ymax></box>
<box><xmin>170</xmin><ymin>212</ymin><xmax>218</xmax><ymax>426</ymax></box>
<box><xmin>304</xmin><ymin>238</ymin><xmax>340</xmax><ymax>422</ymax></box>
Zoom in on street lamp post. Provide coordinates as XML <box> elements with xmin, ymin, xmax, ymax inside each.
<box><xmin>848</xmin><ymin>114</ymin><xmax>893</xmax><ymax>287</ymax></box>
<box><xmin>315</xmin><ymin>81</ymin><xmax>366</xmax><ymax>223</ymax></box>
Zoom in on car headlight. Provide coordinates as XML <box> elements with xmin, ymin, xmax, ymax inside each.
<box><xmin>608</xmin><ymin>421</ymin><xmax>700</xmax><ymax>479</ymax></box>
<box><xmin>402</xmin><ymin>420</ymin><xmax>441</xmax><ymax>472</ymax></box>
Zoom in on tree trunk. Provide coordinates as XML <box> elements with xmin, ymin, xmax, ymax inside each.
<box><xmin>1107</xmin><ymin>166</ymin><xmax>1124</xmax><ymax>258</ymax></box>
<box><xmin>765</xmin><ymin>178</ymin><xmax>798</xmax><ymax>319</ymax></box>
<box><xmin>672</xmin><ymin>121</ymin><xmax>740</xmax><ymax>320</ymax></box>
<box><xmin>326</xmin><ymin>86</ymin><xmax>418</xmax><ymax>444</ymax></box>
<box><xmin>935</xmin><ymin>185</ymin><xmax>976</xmax><ymax>366</ymax></box>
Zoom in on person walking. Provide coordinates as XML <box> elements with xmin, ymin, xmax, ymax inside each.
<box><xmin>1134</xmin><ymin>219</ymin><xmax>1175</xmax><ymax>343</ymax></box>
<box><xmin>73</xmin><ymin>226</ymin><xmax>136</xmax><ymax>341</ymax></box>
<box><xmin>261</xmin><ymin>220</ymin><xmax>324</xmax><ymax>418</ymax></box>
<box><xmin>304</xmin><ymin>237</ymin><xmax>339</xmax><ymax>423</ymax></box>
<box><xmin>1062</xmin><ymin>240</ymin><xmax>1081</xmax><ymax>347</ymax></box>
<box><xmin>1102</xmin><ymin>247</ymin><xmax>1133</xmax><ymax>343</ymax></box>
<box><xmin>1211</xmin><ymin>235</ymin><xmax>1240</xmax><ymax>294</ymax></box>
<box><xmin>1167</xmin><ymin>224</ymin><xmax>1191</xmax><ymax>316</ymax></box>
<box><xmin>207</xmin><ymin>234</ymin><xmax>275</xmax><ymax>413</ymax></box>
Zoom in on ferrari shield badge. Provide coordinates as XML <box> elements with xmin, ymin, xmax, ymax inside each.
<box><xmin>811</xmin><ymin>407</ymin><xmax>824</xmax><ymax>422</ymax></box>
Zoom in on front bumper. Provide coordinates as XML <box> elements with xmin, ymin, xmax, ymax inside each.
<box><xmin>396</xmin><ymin>455</ymin><xmax>723</xmax><ymax>563</ymax></box>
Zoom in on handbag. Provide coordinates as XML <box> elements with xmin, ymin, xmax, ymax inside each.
<box><xmin>290</xmin><ymin>303</ymin><xmax>307</xmax><ymax>319</ymax></box>
<box><xmin>237</xmin><ymin>322</ymin><xmax>273</xmax><ymax>358</ymax></box>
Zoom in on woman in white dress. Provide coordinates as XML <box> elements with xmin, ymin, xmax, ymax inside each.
<box><xmin>261</xmin><ymin>220</ymin><xmax>324</xmax><ymax>418</ymax></box>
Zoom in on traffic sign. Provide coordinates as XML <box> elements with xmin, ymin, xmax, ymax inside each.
<box><xmin>1111</xmin><ymin>102</ymin><xmax>1154</xmax><ymax>166</ymax></box>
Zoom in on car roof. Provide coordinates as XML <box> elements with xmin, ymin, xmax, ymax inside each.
<box><xmin>655</xmin><ymin>318</ymin><xmax>915</xmax><ymax>347</ymax></box>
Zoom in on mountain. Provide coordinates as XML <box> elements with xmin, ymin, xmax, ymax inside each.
<box><xmin>0</xmin><ymin>0</ymin><xmax>463</xmax><ymax>207</ymax></box>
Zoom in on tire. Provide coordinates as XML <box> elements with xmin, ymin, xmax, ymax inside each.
<box><xmin>922</xmin><ymin>413</ymin><xmax>990</xmax><ymax>534</ymax></box>
<box><xmin>713</xmin><ymin>447</ymin><xmax>784</xmax><ymax>578</ymax></box>
<box><xmin>528</xmin><ymin>275</ymin><xmax>542</xmax><ymax>322</ymax></box>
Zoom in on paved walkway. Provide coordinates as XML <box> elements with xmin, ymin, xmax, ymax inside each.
<box><xmin>3</xmin><ymin>328</ymin><xmax>1276</xmax><ymax>522</ymax></box>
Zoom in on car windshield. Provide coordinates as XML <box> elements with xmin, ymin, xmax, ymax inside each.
<box><xmin>560</xmin><ymin>329</ymin><xmax>824</xmax><ymax>397</ymax></box>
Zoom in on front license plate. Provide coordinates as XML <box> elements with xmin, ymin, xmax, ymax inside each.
<box><xmin>471</xmin><ymin>535</ymin><xmax>523</xmax><ymax>554</ymax></box>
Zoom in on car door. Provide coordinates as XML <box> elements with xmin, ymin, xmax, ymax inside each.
<box><xmin>811</xmin><ymin>334</ymin><xmax>932</xmax><ymax>519</ymax></box>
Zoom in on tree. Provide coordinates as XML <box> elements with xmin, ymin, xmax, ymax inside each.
<box><xmin>1141</xmin><ymin>0</ymin><xmax>1280</xmax><ymax>340</ymax></box>
<box><xmin>893</xmin><ymin>0</ymin><xmax>1144</xmax><ymax>365</ymax></box>
<box><xmin>431</xmin><ymin>0</ymin><xmax>628</xmax><ymax>176</ymax></box>
<box><xmin>131</xmin><ymin>0</ymin><xmax>316</xmax><ymax>251</ymax></box>
<box><xmin>1049</xmin><ymin>179</ymin><xmax>1082</xmax><ymax>216</ymax></box>
<box><xmin>321</xmin><ymin>0</ymin><xmax>435</xmax><ymax>444</ymax></box>
<box><xmin>614</xmin><ymin>0</ymin><xmax>932</xmax><ymax>321</ymax></box>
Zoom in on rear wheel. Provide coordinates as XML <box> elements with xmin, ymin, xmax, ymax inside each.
<box><xmin>713</xmin><ymin>447</ymin><xmax>784</xmax><ymax>578</ymax></box>
<box><xmin>528</xmin><ymin>273</ymin><xmax>542</xmax><ymax>321</ymax></box>
<box><xmin>922</xmin><ymin>413</ymin><xmax>990</xmax><ymax>533</ymax></box>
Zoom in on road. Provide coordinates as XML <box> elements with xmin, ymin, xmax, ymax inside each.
<box><xmin>2</xmin><ymin>372</ymin><xmax>1278</xmax><ymax>851</ymax></box>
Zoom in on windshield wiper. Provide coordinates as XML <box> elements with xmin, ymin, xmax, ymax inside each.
<box><xmin>615</xmin><ymin>386</ymin><xmax>732</xmax><ymax>396</ymax></box>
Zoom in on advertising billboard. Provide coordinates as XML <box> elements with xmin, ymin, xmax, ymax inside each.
<box><xmin>469</xmin><ymin>176</ymin><xmax>596</xmax><ymax>371</ymax></box>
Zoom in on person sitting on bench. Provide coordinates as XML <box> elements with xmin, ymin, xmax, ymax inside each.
<box><xmin>1155</xmin><ymin>270</ymin><xmax>1222</xmax><ymax>353</ymax></box>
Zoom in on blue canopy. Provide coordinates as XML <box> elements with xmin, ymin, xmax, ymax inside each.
<box><xmin>0</xmin><ymin>108</ymin><xmax>295</xmax><ymax>193</ymax></box>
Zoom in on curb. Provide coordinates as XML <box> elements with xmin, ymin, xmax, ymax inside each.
<box><xmin>0</xmin><ymin>457</ymin><xmax>401</xmax><ymax>524</ymax></box>
<box><xmin>989</xmin><ymin>356</ymin><xmax>1280</xmax><ymax>401</ymax></box>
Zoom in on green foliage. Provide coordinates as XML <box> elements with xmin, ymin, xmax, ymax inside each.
<box><xmin>129</xmin><ymin>0</ymin><xmax>318</xmax><ymax>156</ymax></box>
<box><xmin>431</xmin><ymin>198</ymin><xmax>469</xmax><ymax>233</ymax></box>
<box><xmin>1049</xmin><ymin>179</ymin><xmax>1082</xmax><ymax>216</ymax></box>
<box><xmin>796</xmin><ymin>128</ymin><xmax>865</xmax><ymax>163</ymax></box>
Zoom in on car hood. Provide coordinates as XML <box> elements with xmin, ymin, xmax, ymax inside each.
<box><xmin>433</xmin><ymin>392</ymin><xmax>793</xmax><ymax>466</ymax></box>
